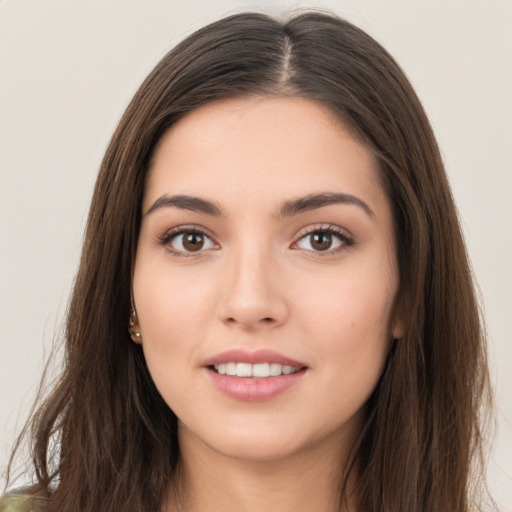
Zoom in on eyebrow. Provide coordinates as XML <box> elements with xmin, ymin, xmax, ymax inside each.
<box><xmin>145</xmin><ymin>194</ymin><xmax>224</xmax><ymax>216</ymax></box>
<box><xmin>279</xmin><ymin>192</ymin><xmax>375</xmax><ymax>220</ymax></box>
<box><xmin>145</xmin><ymin>192</ymin><xmax>375</xmax><ymax>220</ymax></box>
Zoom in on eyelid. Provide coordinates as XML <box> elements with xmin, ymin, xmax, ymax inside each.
<box><xmin>158</xmin><ymin>224</ymin><xmax>219</xmax><ymax>256</ymax></box>
<box><xmin>157</xmin><ymin>223</ymin><xmax>353</xmax><ymax>256</ymax></box>
<box><xmin>291</xmin><ymin>224</ymin><xmax>354</xmax><ymax>253</ymax></box>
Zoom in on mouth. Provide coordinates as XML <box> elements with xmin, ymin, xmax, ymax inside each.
<box><xmin>203</xmin><ymin>349</ymin><xmax>308</xmax><ymax>400</ymax></box>
<box><xmin>209</xmin><ymin>362</ymin><xmax>304</xmax><ymax>378</ymax></box>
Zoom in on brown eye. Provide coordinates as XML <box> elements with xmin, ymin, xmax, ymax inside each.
<box><xmin>166</xmin><ymin>230</ymin><xmax>215</xmax><ymax>254</ymax></box>
<box><xmin>295</xmin><ymin>229</ymin><xmax>349</xmax><ymax>253</ymax></box>
<box><xmin>182</xmin><ymin>232</ymin><xmax>204</xmax><ymax>251</ymax></box>
<box><xmin>311</xmin><ymin>232</ymin><xmax>332</xmax><ymax>251</ymax></box>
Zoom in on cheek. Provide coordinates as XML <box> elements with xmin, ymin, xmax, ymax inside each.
<box><xmin>134</xmin><ymin>292</ymin><xmax>212</xmax><ymax>412</ymax></box>
<box><xmin>294</xmin><ymin>260</ymin><xmax>396</xmax><ymax>390</ymax></box>
<box><xmin>132</xmin><ymin>259</ymin><xmax>219</xmax><ymax>388</ymax></box>
<box><xmin>298</xmin><ymin>268</ymin><xmax>396</xmax><ymax>343</ymax></box>
<box><xmin>135</xmin><ymin>258</ymin><xmax>218</xmax><ymax>336</ymax></box>
<box><xmin>298</xmin><ymin>289</ymin><xmax>393</xmax><ymax>426</ymax></box>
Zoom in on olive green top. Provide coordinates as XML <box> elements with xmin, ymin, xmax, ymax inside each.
<box><xmin>0</xmin><ymin>495</ymin><xmax>33</xmax><ymax>512</ymax></box>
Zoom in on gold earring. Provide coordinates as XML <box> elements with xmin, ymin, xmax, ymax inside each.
<box><xmin>128</xmin><ymin>309</ymin><xmax>142</xmax><ymax>343</ymax></box>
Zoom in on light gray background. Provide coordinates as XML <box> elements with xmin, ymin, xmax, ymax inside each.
<box><xmin>1</xmin><ymin>0</ymin><xmax>511</xmax><ymax>508</ymax></box>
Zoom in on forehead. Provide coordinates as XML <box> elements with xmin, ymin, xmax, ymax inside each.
<box><xmin>144</xmin><ymin>96</ymin><xmax>386</xmax><ymax>217</ymax></box>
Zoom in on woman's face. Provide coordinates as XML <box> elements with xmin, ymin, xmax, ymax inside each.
<box><xmin>133</xmin><ymin>96</ymin><xmax>402</xmax><ymax>462</ymax></box>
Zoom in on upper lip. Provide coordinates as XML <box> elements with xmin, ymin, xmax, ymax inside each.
<box><xmin>203</xmin><ymin>349</ymin><xmax>306</xmax><ymax>368</ymax></box>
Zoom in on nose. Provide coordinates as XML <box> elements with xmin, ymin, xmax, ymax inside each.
<box><xmin>217</xmin><ymin>247</ymin><xmax>289</xmax><ymax>330</ymax></box>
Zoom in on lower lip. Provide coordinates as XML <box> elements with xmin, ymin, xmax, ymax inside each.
<box><xmin>205</xmin><ymin>368</ymin><xmax>306</xmax><ymax>401</ymax></box>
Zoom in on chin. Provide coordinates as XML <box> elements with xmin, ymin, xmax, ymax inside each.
<box><xmin>178</xmin><ymin>415</ymin><xmax>350</xmax><ymax>465</ymax></box>
<box><xmin>209</xmin><ymin>435</ymin><xmax>308</xmax><ymax>463</ymax></box>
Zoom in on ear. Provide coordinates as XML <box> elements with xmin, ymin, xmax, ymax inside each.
<box><xmin>391</xmin><ymin>293</ymin><xmax>404</xmax><ymax>340</ymax></box>
<box><xmin>129</xmin><ymin>308</ymin><xmax>143</xmax><ymax>344</ymax></box>
<box><xmin>391</xmin><ymin>318</ymin><xmax>404</xmax><ymax>340</ymax></box>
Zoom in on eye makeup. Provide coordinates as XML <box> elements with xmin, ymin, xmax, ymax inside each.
<box><xmin>157</xmin><ymin>222</ymin><xmax>355</xmax><ymax>258</ymax></box>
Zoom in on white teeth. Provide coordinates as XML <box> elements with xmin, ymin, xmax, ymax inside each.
<box><xmin>236</xmin><ymin>363</ymin><xmax>252</xmax><ymax>377</ymax></box>
<box><xmin>212</xmin><ymin>362</ymin><xmax>301</xmax><ymax>378</ymax></box>
<box><xmin>282</xmin><ymin>365</ymin><xmax>294</xmax><ymax>375</ymax></box>
<box><xmin>252</xmin><ymin>363</ymin><xmax>270</xmax><ymax>378</ymax></box>
<box><xmin>269</xmin><ymin>363</ymin><xmax>282</xmax><ymax>376</ymax></box>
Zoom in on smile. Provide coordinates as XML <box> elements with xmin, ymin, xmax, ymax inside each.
<box><xmin>203</xmin><ymin>349</ymin><xmax>307</xmax><ymax>400</ymax></box>
<box><xmin>212</xmin><ymin>362</ymin><xmax>301</xmax><ymax>378</ymax></box>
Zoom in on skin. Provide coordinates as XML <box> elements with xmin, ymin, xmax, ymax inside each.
<box><xmin>132</xmin><ymin>96</ymin><xmax>403</xmax><ymax>512</ymax></box>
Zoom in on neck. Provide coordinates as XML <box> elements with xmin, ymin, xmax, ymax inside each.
<box><xmin>163</xmin><ymin>425</ymin><xmax>359</xmax><ymax>512</ymax></box>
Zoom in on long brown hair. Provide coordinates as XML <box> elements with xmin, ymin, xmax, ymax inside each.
<box><xmin>6</xmin><ymin>11</ymin><xmax>492</xmax><ymax>512</ymax></box>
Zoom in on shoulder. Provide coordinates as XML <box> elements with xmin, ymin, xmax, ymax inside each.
<box><xmin>0</xmin><ymin>494</ymin><xmax>33</xmax><ymax>512</ymax></box>
<box><xmin>0</xmin><ymin>493</ymin><xmax>49</xmax><ymax>512</ymax></box>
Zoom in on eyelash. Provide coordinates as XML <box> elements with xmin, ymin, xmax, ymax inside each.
<box><xmin>292</xmin><ymin>224</ymin><xmax>354</xmax><ymax>256</ymax></box>
<box><xmin>158</xmin><ymin>225</ymin><xmax>217</xmax><ymax>257</ymax></box>
<box><xmin>158</xmin><ymin>224</ymin><xmax>354</xmax><ymax>257</ymax></box>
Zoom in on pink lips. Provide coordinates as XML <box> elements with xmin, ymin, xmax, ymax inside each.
<box><xmin>203</xmin><ymin>349</ymin><xmax>307</xmax><ymax>402</ymax></box>
<box><xmin>203</xmin><ymin>348</ymin><xmax>305</xmax><ymax>367</ymax></box>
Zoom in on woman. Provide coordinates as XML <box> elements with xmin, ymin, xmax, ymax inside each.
<box><xmin>2</xmin><ymin>11</ymin><xmax>493</xmax><ymax>512</ymax></box>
